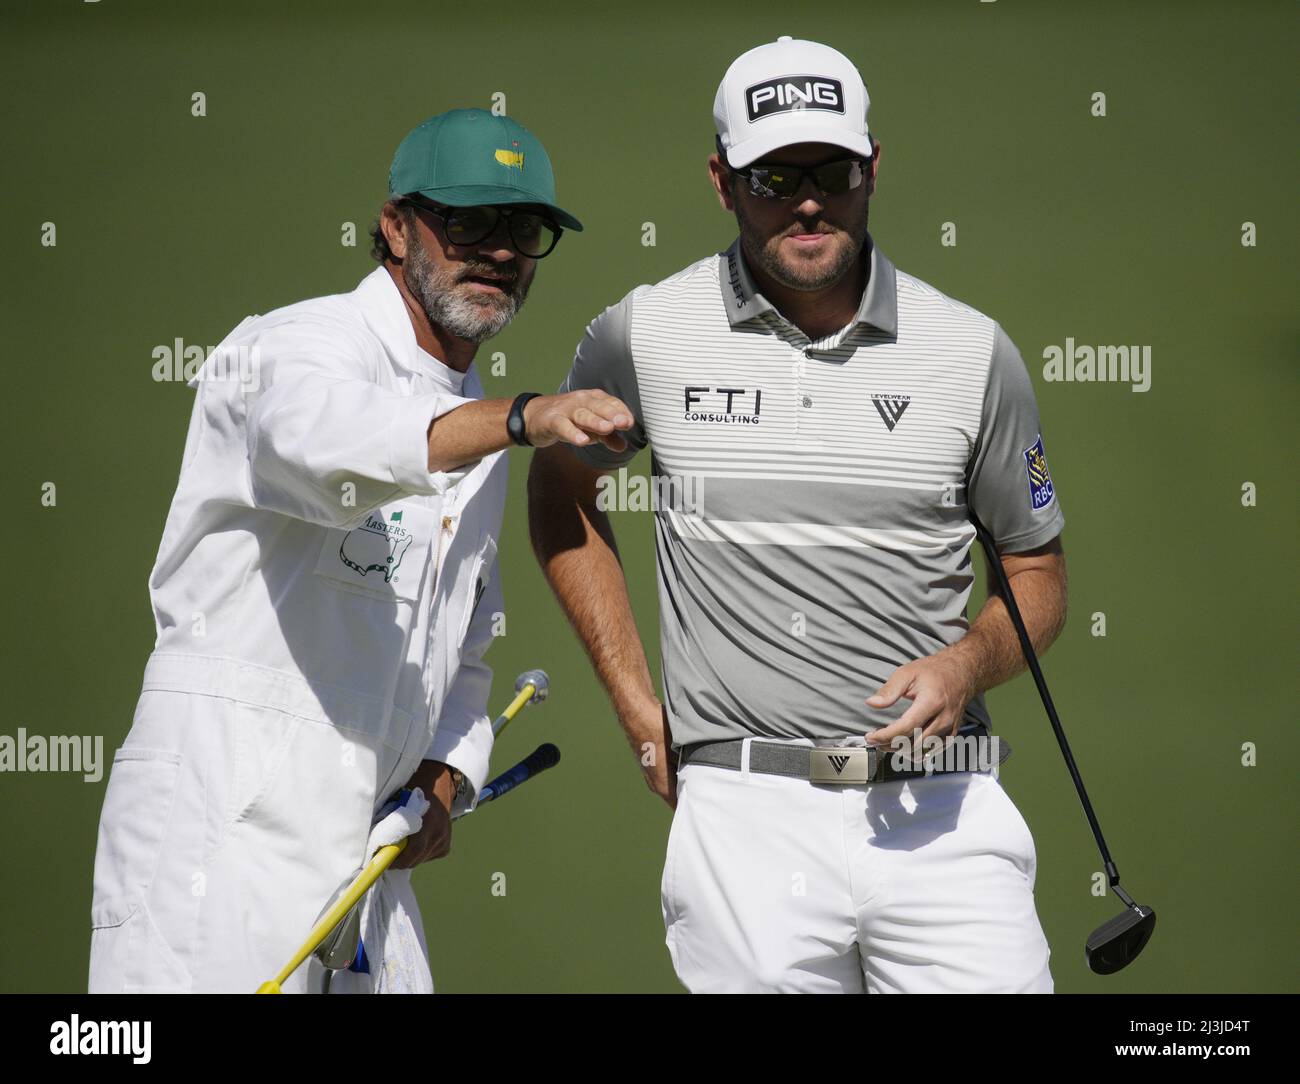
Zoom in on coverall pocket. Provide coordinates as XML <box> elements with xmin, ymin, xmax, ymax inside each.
<box><xmin>456</xmin><ymin>533</ymin><xmax>498</xmax><ymax>646</ymax></box>
<box><xmin>88</xmin><ymin>747</ymin><xmax>195</xmax><ymax>992</ymax></box>
<box><xmin>90</xmin><ymin>747</ymin><xmax>183</xmax><ymax>930</ymax></box>
<box><xmin>313</xmin><ymin>500</ymin><xmax>439</xmax><ymax>605</ymax></box>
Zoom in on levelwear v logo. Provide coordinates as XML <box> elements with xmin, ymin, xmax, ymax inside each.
<box><xmin>871</xmin><ymin>394</ymin><xmax>911</xmax><ymax>432</ymax></box>
<box><xmin>827</xmin><ymin>754</ymin><xmax>851</xmax><ymax>775</ymax></box>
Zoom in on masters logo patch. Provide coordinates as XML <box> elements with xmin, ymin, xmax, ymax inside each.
<box><xmin>339</xmin><ymin>511</ymin><xmax>411</xmax><ymax>582</ymax></box>
<box><xmin>494</xmin><ymin>148</ymin><xmax>524</xmax><ymax>169</ymax></box>
<box><xmin>1023</xmin><ymin>435</ymin><xmax>1055</xmax><ymax>510</ymax></box>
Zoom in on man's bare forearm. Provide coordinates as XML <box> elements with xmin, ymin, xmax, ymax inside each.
<box><xmin>427</xmin><ymin>398</ymin><xmax>514</xmax><ymax>474</ymax></box>
<box><xmin>943</xmin><ymin>550</ymin><xmax>1068</xmax><ymax>699</ymax></box>
<box><xmin>526</xmin><ymin>446</ymin><xmax>659</xmax><ymax>725</ymax></box>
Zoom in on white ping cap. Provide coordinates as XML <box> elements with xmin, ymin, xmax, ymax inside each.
<box><xmin>713</xmin><ymin>37</ymin><xmax>872</xmax><ymax>168</ymax></box>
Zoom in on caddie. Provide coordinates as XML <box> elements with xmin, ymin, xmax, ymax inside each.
<box><xmin>88</xmin><ymin>107</ymin><xmax>634</xmax><ymax>993</ymax></box>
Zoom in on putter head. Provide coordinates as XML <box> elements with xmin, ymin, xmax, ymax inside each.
<box><xmin>1085</xmin><ymin>903</ymin><xmax>1155</xmax><ymax>974</ymax></box>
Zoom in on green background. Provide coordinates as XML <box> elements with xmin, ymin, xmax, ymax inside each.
<box><xmin>1</xmin><ymin>0</ymin><xmax>1294</xmax><ymax>993</ymax></box>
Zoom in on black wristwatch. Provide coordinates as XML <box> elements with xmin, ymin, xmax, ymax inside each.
<box><xmin>507</xmin><ymin>392</ymin><xmax>543</xmax><ymax>447</ymax></box>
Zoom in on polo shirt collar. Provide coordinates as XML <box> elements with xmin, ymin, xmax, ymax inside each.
<box><xmin>719</xmin><ymin>231</ymin><xmax>898</xmax><ymax>338</ymax></box>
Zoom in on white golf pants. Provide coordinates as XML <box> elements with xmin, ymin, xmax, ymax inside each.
<box><xmin>661</xmin><ymin>755</ymin><xmax>1054</xmax><ymax>993</ymax></box>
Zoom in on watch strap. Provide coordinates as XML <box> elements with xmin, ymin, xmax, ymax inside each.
<box><xmin>507</xmin><ymin>392</ymin><xmax>543</xmax><ymax>446</ymax></box>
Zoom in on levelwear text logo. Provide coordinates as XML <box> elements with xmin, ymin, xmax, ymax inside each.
<box><xmin>871</xmin><ymin>393</ymin><xmax>911</xmax><ymax>431</ymax></box>
<box><xmin>746</xmin><ymin>76</ymin><xmax>845</xmax><ymax>121</ymax></box>
<box><xmin>684</xmin><ymin>386</ymin><xmax>762</xmax><ymax>424</ymax></box>
<box><xmin>726</xmin><ymin>249</ymin><xmax>747</xmax><ymax>309</ymax></box>
<box><xmin>50</xmin><ymin>1015</ymin><xmax>151</xmax><ymax>1064</ymax></box>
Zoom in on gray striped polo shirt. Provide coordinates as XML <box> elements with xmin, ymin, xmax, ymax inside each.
<box><xmin>557</xmin><ymin>232</ymin><xmax>1065</xmax><ymax>748</ymax></box>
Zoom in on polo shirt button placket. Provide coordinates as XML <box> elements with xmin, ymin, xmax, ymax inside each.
<box><xmin>790</xmin><ymin>355</ymin><xmax>803</xmax><ymax>438</ymax></box>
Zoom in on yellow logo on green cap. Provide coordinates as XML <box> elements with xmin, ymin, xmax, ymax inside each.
<box><xmin>494</xmin><ymin>148</ymin><xmax>525</xmax><ymax>169</ymax></box>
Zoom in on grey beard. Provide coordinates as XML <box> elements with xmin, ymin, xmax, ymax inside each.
<box><xmin>403</xmin><ymin>237</ymin><xmax>529</xmax><ymax>345</ymax></box>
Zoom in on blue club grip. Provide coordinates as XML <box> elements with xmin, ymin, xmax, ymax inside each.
<box><xmin>479</xmin><ymin>743</ymin><xmax>561</xmax><ymax>805</ymax></box>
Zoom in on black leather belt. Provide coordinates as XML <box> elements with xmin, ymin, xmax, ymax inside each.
<box><xmin>677</xmin><ymin>729</ymin><xmax>1010</xmax><ymax>785</ymax></box>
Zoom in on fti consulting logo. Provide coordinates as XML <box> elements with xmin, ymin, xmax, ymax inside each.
<box><xmin>683</xmin><ymin>386</ymin><xmax>762</xmax><ymax>425</ymax></box>
<box><xmin>1023</xmin><ymin>435</ymin><xmax>1055</xmax><ymax>510</ymax></box>
<box><xmin>339</xmin><ymin>511</ymin><xmax>412</xmax><ymax>582</ymax></box>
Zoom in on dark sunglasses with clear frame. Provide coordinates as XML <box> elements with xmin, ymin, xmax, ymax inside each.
<box><xmin>728</xmin><ymin>156</ymin><xmax>868</xmax><ymax>200</ymax></box>
<box><xmin>399</xmin><ymin>195</ymin><xmax>564</xmax><ymax>258</ymax></box>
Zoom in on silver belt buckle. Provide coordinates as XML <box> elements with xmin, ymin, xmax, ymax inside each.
<box><xmin>809</xmin><ymin>746</ymin><xmax>878</xmax><ymax>785</ymax></box>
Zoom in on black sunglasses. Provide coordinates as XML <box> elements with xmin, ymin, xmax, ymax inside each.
<box><xmin>400</xmin><ymin>196</ymin><xmax>563</xmax><ymax>258</ymax></box>
<box><xmin>730</xmin><ymin>156</ymin><xmax>868</xmax><ymax>200</ymax></box>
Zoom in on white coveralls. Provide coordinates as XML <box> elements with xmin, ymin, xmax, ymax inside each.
<box><xmin>88</xmin><ymin>267</ymin><xmax>506</xmax><ymax>993</ymax></box>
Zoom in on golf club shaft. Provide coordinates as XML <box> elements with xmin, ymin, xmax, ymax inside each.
<box><xmin>259</xmin><ymin>839</ymin><xmax>407</xmax><ymax>991</ymax></box>
<box><xmin>257</xmin><ymin>674</ymin><xmax>549</xmax><ymax>993</ymax></box>
<box><xmin>970</xmin><ymin>510</ymin><xmax>1120</xmax><ymax>884</ymax></box>
<box><xmin>491</xmin><ymin>682</ymin><xmax>536</xmax><ymax>738</ymax></box>
<box><xmin>477</xmin><ymin>742</ymin><xmax>561</xmax><ymax>805</ymax></box>
<box><xmin>255</xmin><ymin>741</ymin><xmax>561</xmax><ymax>992</ymax></box>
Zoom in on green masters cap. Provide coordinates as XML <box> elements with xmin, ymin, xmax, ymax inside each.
<box><xmin>388</xmin><ymin>108</ymin><xmax>583</xmax><ymax>232</ymax></box>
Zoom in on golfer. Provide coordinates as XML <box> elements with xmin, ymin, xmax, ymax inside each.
<box><xmin>88</xmin><ymin>108</ymin><xmax>633</xmax><ymax>993</ymax></box>
<box><xmin>528</xmin><ymin>39</ymin><xmax>1067</xmax><ymax>992</ymax></box>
